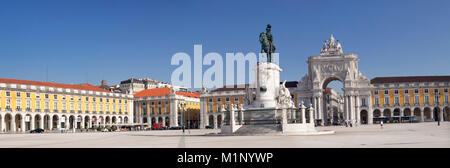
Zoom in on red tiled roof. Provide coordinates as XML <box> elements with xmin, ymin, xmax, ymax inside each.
<box><xmin>371</xmin><ymin>76</ymin><xmax>450</xmax><ymax>84</ymax></box>
<box><xmin>134</xmin><ymin>88</ymin><xmax>200</xmax><ymax>98</ymax></box>
<box><xmin>0</xmin><ymin>78</ymin><xmax>111</xmax><ymax>93</ymax></box>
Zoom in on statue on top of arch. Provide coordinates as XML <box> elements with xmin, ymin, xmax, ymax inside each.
<box><xmin>320</xmin><ymin>34</ymin><xmax>343</xmax><ymax>56</ymax></box>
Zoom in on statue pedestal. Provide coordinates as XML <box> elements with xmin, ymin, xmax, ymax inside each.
<box><xmin>252</xmin><ymin>62</ymin><xmax>282</xmax><ymax>108</ymax></box>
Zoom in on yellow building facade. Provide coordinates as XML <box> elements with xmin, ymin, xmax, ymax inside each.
<box><xmin>0</xmin><ymin>78</ymin><xmax>133</xmax><ymax>133</ymax></box>
<box><xmin>133</xmin><ymin>87</ymin><xmax>200</xmax><ymax>129</ymax></box>
<box><xmin>361</xmin><ymin>76</ymin><xmax>450</xmax><ymax>124</ymax></box>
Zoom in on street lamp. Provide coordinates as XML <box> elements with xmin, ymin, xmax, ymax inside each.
<box><xmin>181</xmin><ymin>102</ymin><xmax>186</xmax><ymax>132</ymax></box>
<box><xmin>437</xmin><ymin>92</ymin><xmax>441</xmax><ymax>126</ymax></box>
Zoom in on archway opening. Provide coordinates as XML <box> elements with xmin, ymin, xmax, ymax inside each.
<box><xmin>424</xmin><ymin>107</ymin><xmax>432</xmax><ymax>121</ymax></box>
<box><xmin>5</xmin><ymin>114</ymin><xmax>12</xmax><ymax>132</ymax></box>
<box><xmin>44</xmin><ymin>115</ymin><xmax>50</xmax><ymax>130</ymax></box>
<box><xmin>52</xmin><ymin>115</ymin><xmax>59</xmax><ymax>130</ymax></box>
<box><xmin>35</xmin><ymin>115</ymin><xmax>42</xmax><ymax>129</ymax></box>
<box><xmin>217</xmin><ymin>115</ymin><xmax>222</xmax><ymax>128</ymax></box>
<box><xmin>404</xmin><ymin>108</ymin><xmax>411</xmax><ymax>117</ymax></box>
<box><xmin>209</xmin><ymin>115</ymin><xmax>214</xmax><ymax>127</ymax></box>
<box><xmin>433</xmin><ymin>107</ymin><xmax>440</xmax><ymax>122</ymax></box>
<box><xmin>373</xmin><ymin>109</ymin><xmax>381</xmax><ymax>124</ymax></box>
<box><xmin>321</xmin><ymin>77</ymin><xmax>344</xmax><ymax>126</ymax></box>
<box><xmin>25</xmin><ymin>114</ymin><xmax>32</xmax><ymax>131</ymax></box>
<box><xmin>360</xmin><ymin>110</ymin><xmax>368</xmax><ymax>124</ymax></box>
<box><xmin>15</xmin><ymin>114</ymin><xmax>23</xmax><ymax>132</ymax></box>
<box><xmin>165</xmin><ymin>117</ymin><xmax>169</xmax><ymax>127</ymax></box>
<box><xmin>444</xmin><ymin>106</ymin><xmax>450</xmax><ymax>121</ymax></box>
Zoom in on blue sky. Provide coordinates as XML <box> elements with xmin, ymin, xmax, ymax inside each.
<box><xmin>0</xmin><ymin>0</ymin><xmax>449</xmax><ymax>91</ymax></box>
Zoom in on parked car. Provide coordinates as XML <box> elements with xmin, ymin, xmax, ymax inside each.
<box><xmin>205</xmin><ymin>125</ymin><xmax>213</xmax><ymax>129</ymax></box>
<box><xmin>30</xmin><ymin>128</ymin><xmax>45</xmax><ymax>133</ymax></box>
<box><xmin>102</xmin><ymin>128</ymin><xmax>110</xmax><ymax>132</ymax></box>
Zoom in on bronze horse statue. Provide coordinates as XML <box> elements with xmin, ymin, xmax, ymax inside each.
<box><xmin>259</xmin><ymin>24</ymin><xmax>276</xmax><ymax>62</ymax></box>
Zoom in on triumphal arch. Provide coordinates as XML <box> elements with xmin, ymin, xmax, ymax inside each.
<box><xmin>296</xmin><ymin>35</ymin><xmax>372</xmax><ymax>125</ymax></box>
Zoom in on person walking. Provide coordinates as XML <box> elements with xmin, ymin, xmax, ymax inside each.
<box><xmin>380</xmin><ymin>121</ymin><xmax>384</xmax><ymax>129</ymax></box>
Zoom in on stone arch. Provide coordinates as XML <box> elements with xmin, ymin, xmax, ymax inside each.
<box><xmin>34</xmin><ymin>114</ymin><xmax>42</xmax><ymax>129</ymax></box>
<box><xmin>118</xmin><ymin>116</ymin><xmax>123</xmax><ymax>124</ymax></box>
<box><xmin>151</xmin><ymin>117</ymin><xmax>156</xmax><ymax>125</ymax></box>
<box><xmin>124</xmin><ymin>116</ymin><xmax>129</xmax><ymax>124</ymax></box>
<box><xmin>84</xmin><ymin>116</ymin><xmax>90</xmax><ymax>128</ymax></box>
<box><xmin>403</xmin><ymin>108</ymin><xmax>412</xmax><ymax>116</ymax></box>
<box><xmin>98</xmin><ymin>116</ymin><xmax>104</xmax><ymax>126</ymax></box>
<box><xmin>52</xmin><ymin>115</ymin><xmax>59</xmax><ymax>130</ymax></box>
<box><xmin>393</xmin><ymin>108</ymin><xmax>401</xmax><ymax>116</ymax></box>
<box><xmin>4</xmin><ymin>113</ymin><xmax>13</xmax><ymax>132</ymax></box>
<box><xmin>165</xmin><ymin>117</ymin><xmax>169</xmax><ymax>127</ymax></box>
<box><xmin>208</xmin><ymin>115</ymin><xmax>214</xmax><ymax>127</ymax></box>
<box><xmin>143</xmin><ymin>116</ymin><xmax>148</xmax><ymax>124</ymax></box>
<box><xmin>105</xmin><ymin>116</ymin><xmax>111</xmax><ymax>125</ymax></box>
<box><xmin>383</xmin><ymin>109</ymin><xmax>391</xmax><ymax>118</ymax></box>
<box><xmin>112</xmin><ymin>116</ymin><xmax>117</xmax><ymax>124</ymax></box>
<box><xmin>444</xmin><ymin>106</ymin><xmax>450</xmax><ymax>121</ymax></box>
<box><xmin>69</xmin><ymin>115</ymin><xmax>75</xmax><ymax>129</ymax></box>
<box><xmin>433</xmin><ymin>107</ymin><xmax>440</xmax><ymax>122</ymax></box>
<box><xmin>217</xmin><ymin>114</ymin><xmax>222</xmax><ymax>128</ymax></box>
<box><xmin>424</xmin><ymin>107</ymin><xmax>432</xmax><ymax>120</ymax></box>
<box><xmin>24</xmin><ymin>114</ymin><xmax>33</xmax><ymax>131</ymax></box>
<box><xmin>44</xmin><ymin>114</ymin><xmax>51</xmax><ymax>130</ymax></box>
<box><xmin>61</xmin><ymin>115</ymin><xmax>68</xmax><ymax>129</ymax></box>
<box><xmin>92</xmin><ymin>116</ymin><xmax>97</xmax><ymax>127</ymax></box>
<box><xmin>373</xmin><ymin>109</ymin><xmax>381</xmax><ymax>118</ymax></box>
<box><xmin>413</xmin><ymin>107</ymin><xmax>421</xmax><ymax>116</ymax></box>
<box><xmin>360</xmin><ymin>110</ymin><xmax>368</xmax><ymax>124</ymax></box>
<box><xmin>15</xmin><ymin>114</ymin><xmax>23</xmax><ymax>132</ymax></box>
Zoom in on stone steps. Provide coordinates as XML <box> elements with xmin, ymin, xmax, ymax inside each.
<box><xmin>233</xmin><ymin>124</ymin><xmax>281</xmax><ymax>135</ymax></box>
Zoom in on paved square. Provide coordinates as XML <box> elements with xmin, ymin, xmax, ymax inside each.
<box><xmin>0</xmin><ymin>122</ymin><xmax>448</xmax><ymax>148</ymax></box>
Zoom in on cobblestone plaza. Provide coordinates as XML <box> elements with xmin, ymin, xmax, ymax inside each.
<box><xmin>0</xmin><ymin>122</ymin><xmax>448</xmax><ymax>148</ymax></box>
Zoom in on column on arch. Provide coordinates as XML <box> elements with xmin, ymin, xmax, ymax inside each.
<box><xmin>199</xmin><ymin>98</ymin><xmax>207</xmax><ymax>129</ymax></box>
<box><xmin>170</xmin><ymin>99</ymin><xmax>178</xmax><ymax>127</ymax></box>
<box><xmin>355</xmin><ymin>95</ymin><xmax>360</xmax><ymax>125</ymax></box>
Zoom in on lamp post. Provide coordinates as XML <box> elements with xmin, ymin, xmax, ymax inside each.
<box><xmin>181</xmin><ymin>102</ymin><xmax>186</xmax><ymax>132</ymax></box>
<box><xmin>437</xmin><ymin>92</ymin><xmax>441</xmax><ymax>126</ymax></box>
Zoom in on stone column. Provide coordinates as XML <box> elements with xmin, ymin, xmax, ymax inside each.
<box><xmin>146</xmin><ymin>102</ymin><xmax>150</xmax><ymax>124</ymax></box>
<box><xmin>213</xmin><ymin>115</ymin><xmax>218</xmax><ymax>129</ymax></box>
<box><xmin>21</xmin><ymin>116</ymin><xmax>26</xmax><ymax>132</ymax></box>
<box><xmin>313</xmin><ymin>97</ymin><xmax>317</xmax><ymax>119</ymax></box>
<box><xmin>230</xmin><ymin>105</ymin><xmax>236</xmax><ymax>126</ymax></box>
<box><xmin>170</xmin><ymin>99</ymin><xmax>178</xmax><ymax>127</ymax></box>
<box><xmin>56</xmin><ymin>117</ymin><xmax>61</xmax><ymax>129</ymax></box>
<box><xmin>343</xmin><ymin>95</ymin><xmax>348</xmax><ymax>121</ymax></box>
<box><xmin>440</xmin><ymin>108</ymin><xmax>444</xmax><ymax>122</ymax></box>
<box><xmin>309</xmin><ymin>104</ymin><xmax>314</xmax><ymax>124</ymax></box>
<box><xmin>317</xmin><ymin>95</ymin><xmax>323</xmax><ymax>126</ymax></box>
<box><xmin>400</xmin><ymin>108</ymin><xmax>404</xmax><ymax>117</ymax></box>
<box><xmin>300</xmin><ymin>102</ymin><xmax>306</xmax><ymax>124</ymax></box>
<box><xmin>349</xmin><ymin>95</ymin><xmax>354</xmax><ymax>124</ymax></box>
<box><xmin>355</xmin><ymin>96</ymin><xmax>360</xmax><ymax>126</ymax></box>
<box><xmin>11</xmin><ymin>115</ymin><xmax>16</xmax><ymax>132</ymax></box>
<box><xmin>420</xmin><ymin>110</ymin><xmax>424</xmax><ymax>122</ymax></box>
<box><xmin>1</xmin><ymin>117</ymin><xmax>5</xmax><ymax>132</ymax></box>
<box><xmin>281</xmin><ymin>107</ymin><xmax>287</xmax><ymax>125</ymax></box>
<box><xmin>199</xmin><ymin>98</ymin><xmax>205</xmax><ymax>129</ymax></box>
<box><xmin>30</xmin><ymin>115</ymin><xmax>35</xmax><ymax>131</ymax></box>
<box><xmin>368</xmin><ymin>96</ymin><xmax>374</xmax><ymax>125</ymax></box>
